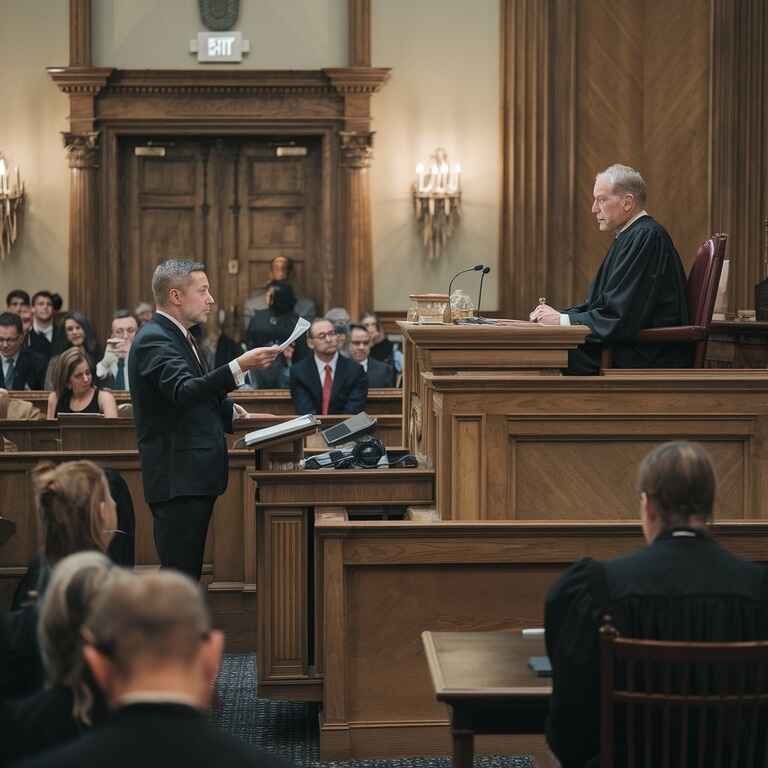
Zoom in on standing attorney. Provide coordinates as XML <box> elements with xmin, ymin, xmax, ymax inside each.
<box><xmin>129</xmin><ymin>260</ymin><xmax>279</xmax><ymax>580</ymax></box>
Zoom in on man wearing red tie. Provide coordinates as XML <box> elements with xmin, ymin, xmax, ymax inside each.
<box><xmin>289</xmin><ymin>318</ymin><xmax>367</xmax><ymax>415</ymax></box>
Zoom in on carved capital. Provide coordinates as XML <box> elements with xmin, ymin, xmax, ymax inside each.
<box><xmin>339</xmin><ymin>131</ymin><xmax>374</xmax><ymax>169</ymax></box>
<box><xmin>62</xmin><ymin>132</ymin><xmax>101</xmax><ymax>169</ymax></box>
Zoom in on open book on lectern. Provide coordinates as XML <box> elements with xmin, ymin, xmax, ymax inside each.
<box><xmin>242</xmin><ymin>414</ymin><xmax>320</xmax><ymax>447</ymax></box>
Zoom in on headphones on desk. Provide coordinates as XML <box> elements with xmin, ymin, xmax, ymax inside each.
<box><xmin>303</xmin><ymin>436</ymin><xmax>418</xmax><ymax>470</ymax></box>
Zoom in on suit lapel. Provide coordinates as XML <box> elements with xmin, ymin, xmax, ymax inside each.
<box><xmin>307</xmin><ymin>358</ymin><xmax>323</xmax><ymax>404</ymax></box>
<box><xmin>153</xmin><ymin>314</ymin><xmax>204</xmax><ymax>375</ymax></box>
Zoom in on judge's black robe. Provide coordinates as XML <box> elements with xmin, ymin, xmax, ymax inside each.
<box><xmin>563</xmin><ymin>215</ymin><xmax>693</xmax><ymax>374</ymax></box>
<box><xmin>544</xmin><ymin>529</ymin><xmax>768</xmax><ymax>768</ymax></box>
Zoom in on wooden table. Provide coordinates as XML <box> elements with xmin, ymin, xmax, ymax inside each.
<box><xmin>422</xmin><ymin>630</ymin><xmax>551</xmax><ymax>768</ymax></box>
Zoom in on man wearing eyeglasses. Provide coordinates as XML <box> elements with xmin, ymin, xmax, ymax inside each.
<box><xmin>0</xmin><ymin>312</ymin><xmax>46</xmax><ymax>390</ymax></box>
<box><xmin>289</xmin><ymin>318</ymin><xmax>367</xmax><ymax>415</ymax></box>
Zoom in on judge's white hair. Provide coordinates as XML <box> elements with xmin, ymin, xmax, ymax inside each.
<box><xmin>596</xmin><ymin>164</ymin><xmax>647</xmax><ymax>207</ymax></box>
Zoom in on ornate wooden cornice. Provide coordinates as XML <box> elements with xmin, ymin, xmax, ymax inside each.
<box><xmin>324</xmin><ymin>67</ymin><xmax>390</xmax><ymax>94</ymax></box>
<box><xmin>48</xmin><ymin>67</ymin><xmax>113</xmax><ymax>95</ymax></box>
<box><xmin>47</xmin><ymin>67</ymin><xmax>390</xmax><ymax>99</ymax></box>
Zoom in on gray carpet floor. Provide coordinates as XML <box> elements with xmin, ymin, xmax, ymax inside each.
<box><xmin>213</xmin><ymin>654</ymin><xmax>535</xmax><ymax>768</ymax></box>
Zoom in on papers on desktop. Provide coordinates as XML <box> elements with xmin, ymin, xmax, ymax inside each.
<box><xmin>243</xmin><ymin>413</ymin><xmax>319</xmax><ymax>447</ymax></box>
<box><xmin>278</xmin><ymin>317</ymin><xmax>311</xmax><ymax>351</ymax></box>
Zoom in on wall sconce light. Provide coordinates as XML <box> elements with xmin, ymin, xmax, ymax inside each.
<box><xmin>413</xmin><ymin>147</ymin><xmax>461</xmax><ymax>262</ymax></box>
<box><xmin>0</xmin><ymin>155</ymin><xmax>24</xmax><ymax>260</ymax></box>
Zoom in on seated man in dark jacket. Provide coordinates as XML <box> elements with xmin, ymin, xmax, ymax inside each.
<box><xmin>347</xmin><ymin>324</ymin><xmax>396</xmax><ymax>388</ymax></box>
<box><xmin>289</xmin><ymin>318</ymin><xmax>367</xmax><ymax>414</ymax></box>
<box><xmin>0</xmin><ymin>312</ymin><xmax>46</xmax><ymax>390</ymax></box>
<box><xmin>545</xmin><ymin>441</ymin><xmax>768</xmax><ymax>768</ymax></box>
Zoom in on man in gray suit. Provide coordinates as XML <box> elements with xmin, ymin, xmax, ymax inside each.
<box><xmin>347</xmin><ymin>324</ymin><xmax>396</xmax><ymax>388</ymax></box>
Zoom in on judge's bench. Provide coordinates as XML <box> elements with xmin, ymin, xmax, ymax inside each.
<box><xmin>4</xmin><ymin>322</ymin><xmax>768</xmax><ymax>761</ymax></box>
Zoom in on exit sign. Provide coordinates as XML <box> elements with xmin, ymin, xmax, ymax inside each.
<box><xmin>191</xmin><ymin>32</ymin><xmax>250</xmax><ymax>63</ymax></box>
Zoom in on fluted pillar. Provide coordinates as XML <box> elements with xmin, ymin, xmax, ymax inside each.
<box><xmin>63</xmin><ymin>132</ymin><xmax>103</xmax><ymax>329</ymax></box>
<box><xmin>339</xmin><ymin>131</ymin><xmax>374</xmax><ymax>318</ymax></box>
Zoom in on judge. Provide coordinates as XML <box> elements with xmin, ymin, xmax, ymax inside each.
<box><xmin>529</xmin><ymin>164</ymin><xmax>692</xmax><ymax>374</ymax></box>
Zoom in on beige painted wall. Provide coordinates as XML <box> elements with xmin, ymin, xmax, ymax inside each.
<box><xmin>93</xmin><ymin>0</ymin><xmax>347</xmax><ymax>69</ymax></box>
<box><xmin>0</xmin><ymin>0</ymin><xmax>70</xmax><ymax>304</ymax></box>
<box><xmin>371</xmin><ymin>0</ymin><xmax>501</xmax><ymax>311</ymax></box>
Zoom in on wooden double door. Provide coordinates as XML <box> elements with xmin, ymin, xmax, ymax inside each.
<box><xmin>119</xmin><ymin>136</ymin><xmax>323</xmax><ymax>339</ymax></box>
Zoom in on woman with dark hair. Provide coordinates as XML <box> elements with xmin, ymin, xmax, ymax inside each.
<box><xmin>45</xmin><ymin>311</ymin><xmax>103</xmax><ymax>389</ymax></box>
<box><xmin>46</xmin><ymin>347</ymin><xmax>118</xmax><ymax>419</ymax></box>
<box><xmin>246</xmin><ymin>280</ymin><xmax>308</xmax><ymax>388</ymax></box>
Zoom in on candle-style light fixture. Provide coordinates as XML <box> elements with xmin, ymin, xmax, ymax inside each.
<box><xmin>0</xmin><ymin>154</ymin><xmax>24</xmax><ymax>260</ymax></box>
<box><xmin>412</xmin><ymin>147</ymin><xmax>462</xmax><ymax>262</ymax></box>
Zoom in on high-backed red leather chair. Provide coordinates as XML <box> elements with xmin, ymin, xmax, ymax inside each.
<box><xmin>601</xmin><ymin>233</ymin><xmax>728</xmax><ymax>370</ymax></box>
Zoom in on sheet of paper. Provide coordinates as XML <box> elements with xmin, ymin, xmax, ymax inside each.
<box><xmin>278</xmin><ymin>316</ymin><xmax>311</xmax><ymax>351</ymax></box>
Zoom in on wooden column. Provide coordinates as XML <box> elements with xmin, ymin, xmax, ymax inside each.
<box><xmin>710</xmin><ymin>0</ymin><xmax>768</xmax><ymax>311</ymax></box>
<box><xmin>63</xmin><ymin>132</ymin><xmax>103</xmax><ymax>330</ymax></box>
<box><xmin>499</xmin><ymin>0</ymin><xmax>576</xmax><ymax>319</ymax></box>
<box><xmin>69</xmin><ymin>0</ymin><xmax>92</xmax><ymax>67</ymax></box>
<box><xmin>339</xmin><ymin>131</ymin><xmax>374</xmax><ymax>319</ymax></box>
<box><xmin>348</xmin><ymin>0</ymin><xmax>371</xmax><ymax>66</ymax></box>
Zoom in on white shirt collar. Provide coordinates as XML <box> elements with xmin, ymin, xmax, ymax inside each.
<box><xmin>315</xmin><ymin>352</ymin><xmax>339</xmax><ymax>381</ymax></box>
<box><xmin>156</xmin><ymin>309</ymin><xmax>191</xmax><ymax>339</ymax></box>
<box><xmin>32</xmin><ymin>320</ymin><xmax>53</xmax><ymax>341</ymax></box>
<box><xmin>361</xmin><ymin>358</ymin><xmax>369</xmax><ymax>372</ymax></box>
<box><xmin>116</xmin><ymin>691</ymin><xmax>202</xmax><ymax>710</ymax></box>
<box><xmin>617</xmin><ymin>210</ymin><xmax>648</xmax><ymax>236</ymax></box>
<box><xmin>1</xmin><ymin>352</ymin><xmax>19</xmax><ymax>366</ymax></box>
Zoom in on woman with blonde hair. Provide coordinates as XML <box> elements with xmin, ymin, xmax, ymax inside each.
<box><xmin>5</xmin><ymin>460</ymin><xmax>118</xmax><ymax>697</ymax></box>
<box><xmin>46</xmin><ymin>347</ymin><xmax>117</xmax><ymax>419</ymax></box>
<box><xmin>3</xmin><ymin>552</ymin><xmax>119</xmax><ymax>764</ymax></box>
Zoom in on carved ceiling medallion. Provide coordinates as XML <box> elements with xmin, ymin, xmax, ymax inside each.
<box><xmin>199</xmin><ymin>0</ymin><xmax>239</xmax><ymax>31</ymax></box>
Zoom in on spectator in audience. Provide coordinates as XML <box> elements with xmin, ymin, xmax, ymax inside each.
<box><xmin>47</xmin><ymin>348</ymin><xmax>118</xmax><ymax>419</ymax></box>
<box><xmin>46</xmin><ymin>311</ymin><xmax>103</xmax><ymax>389</ymax></box>
<box><xmin>5</xmin><ymin>460</ymin><xmax>119</xmax><ymax>698</ymax></box>
<box><xmin>361</xmin><ymin>312</ymin><xmax>393</xmax><ymax>362</ymax></box>
<box><xmin>545</xmin><ymin>441</ymin><xmax>768</xmax><ymax>768</ymax></box>
<box><xmin>6</xmin><ymin>289</ymin><xmax>30</xmax><ymax>313</ymax></box>
<box><xmin>27</xmin><ymin>291</ymin><xmax>65</xmax><ymax>362</ymax></box>
<box><xmin>194</xmin><ymin>314</ymin><xmax>243</xmax><ymax>371</ymax></box>
<box><xmin>243</xmin><ymin>255</ymin><xmax>317</xmax><ymax>328</ymax></box>
<box><xmin>325</xmin><ymin>307</ymin><xmax>351</xmax><ymax>355</ymax></box>
<box><xmin>347</xmin><ymin>324</ymin><xmax>396</xmax><ymax>388</ymax></box>
<box><xmin>289</xmin><ymin>318</ymin><xmax>367</xmax><ymax>415</ymax></box>
<box><xmin>3</xmin><ymin>552</ymin><xmax>116</xmax><ymax>765</ymax></box>
<box><xmin>134</xmin><ymin>302</ymin><xmax>153</xmax><ymax>327</ymax></box>
<box><xmin>0</xmin><ymin>312</ymin><xmax>46</xmax><ymax>390</ymax></box>
<box><xmin>18</xmin><ymin>568</ymin><xmax>289</xmax><ymax>768</ymax></box>
<box><xmin>20</xmin><ymin>303</ymin><xmax>34</xmax><ymax>336</ymax></box>
<box><xmin>246</xmin><ymin>280</ymin><xmax>307</xmax><ymax>389</ymax></box>
<box><xmin>96</xmin><ymin>310</ymin><xmax>138</xmax><ymax>391</ymax></box>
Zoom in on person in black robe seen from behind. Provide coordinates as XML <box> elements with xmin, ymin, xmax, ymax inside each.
<box><xmin>530</xmin><ymin>164</ymin><xmax>692</xmax><ymax>374</ymax></box>
<box><xmin>544</xmin><ymin>441</ymin><xmax>768</xmax><ymax>768</ymax></box>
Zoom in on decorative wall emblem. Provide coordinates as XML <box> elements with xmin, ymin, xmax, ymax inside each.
<box><xmin>199</xmin><ymin>0</ymin><xmax>240</xmax><ymax>31</ymax></box>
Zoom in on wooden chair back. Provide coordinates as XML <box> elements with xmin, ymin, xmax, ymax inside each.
<box><xmin>600</xmin><ymin>622</ymin><xmax>768</xmax><ymax>767</ymax></box>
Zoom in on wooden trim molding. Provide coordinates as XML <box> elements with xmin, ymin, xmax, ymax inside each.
<box><xmin>710</xmin><ymin>0</ymin><xmax>768</xmax><ymax>311</ymax></box>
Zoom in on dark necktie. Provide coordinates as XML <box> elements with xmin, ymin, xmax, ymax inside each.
<box><xmin>321</xmin><ymin>364</ymin><xmax>332</xmax><ymax>415</ymax></box>
<box><xmin>0</xmin><ymin>358</ymin><xmax>15</xmax><ymax>389</ymax></box>
<box><xmin>187</xmin><ymin>332</ymin><xmax>208</xmax><ymax>373</ymax></box>
<box><xmin>115</xmin><ymin>358</ymin><xmax>125</xmax><ymax>389</ymax></box>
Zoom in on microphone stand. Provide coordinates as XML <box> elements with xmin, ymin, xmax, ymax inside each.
<box><xmin>446</xmin><ymin>264</ymin><xmax>484</xmax><ymax>322</ymax></box>
<box><xmin>456</xmin><ymin>266</ymin><xmax>495</xmax><ymax>324</ymax></box>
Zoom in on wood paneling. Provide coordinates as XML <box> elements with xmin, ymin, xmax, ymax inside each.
<box><xmin>316</xmin><ymin>517</ymin><xmax>768</xmax><ymax>759</ymax></box>
<box><xmin>500</xmin><ymin>0</ymin><xmax>713</xmax><ymax>320</ymax></box>
<box><xmin>711</xmin><ymin>0</ymin><xmax>768</xmax><ymax>312</ymax></box>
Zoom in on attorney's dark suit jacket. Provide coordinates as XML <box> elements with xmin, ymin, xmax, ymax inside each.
<box><xmin>16</xmin><ymin>702</ymin><xmax>289</xmax><ymax>768</ymax></box>
<box><xmin>128</xmin><ymin>313</ymin><xmax>237</xmax><ymax>504</ymax></box>
<box><xmin>365</xmin><ymin>357</ymin><xmax>396</xmax><ymax>388</ymax></box>
<box><xmin>1</xmin><ymin>348</ymin><xmax>46</xmax><ymax>390</ymax></box>
<box><xmin>289</xmin><ymin>354</ymin><xmax>367</xmax><ymax>415</ymax></box>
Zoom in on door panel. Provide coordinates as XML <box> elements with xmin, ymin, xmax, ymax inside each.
<box><xmin>119</xmin><ymin>137</ymin><xmax>321</xmax><ymax>341</ymax></box>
